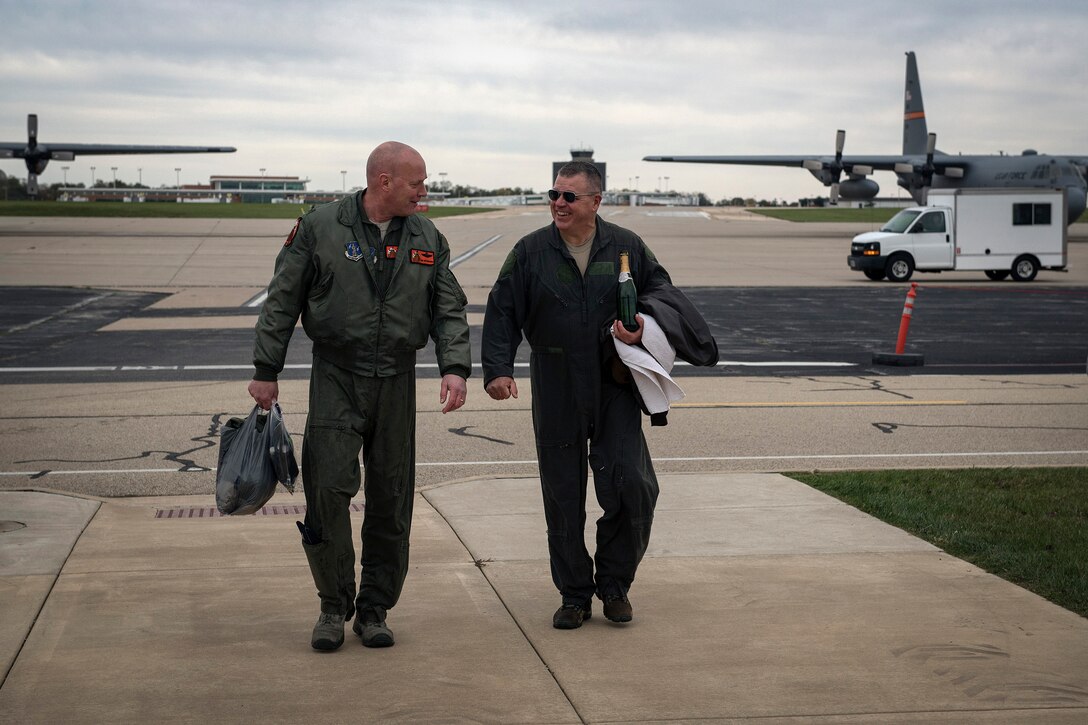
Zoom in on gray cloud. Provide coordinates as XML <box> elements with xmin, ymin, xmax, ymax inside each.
<box><xmin>2</xmin><ymin>0</ymin><xmax>1086</xmax><ymax>200</ymax></box>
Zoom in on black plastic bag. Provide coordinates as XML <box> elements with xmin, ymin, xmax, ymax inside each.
<box><xmin>267</xmin><ymin>404</ymin><xmax>298</xmax><ymax>493</ymax></box>
<box><xmin>216</xmin><ymin>404</ymin><xmax>296</xmax><ymax>515</ymax></box>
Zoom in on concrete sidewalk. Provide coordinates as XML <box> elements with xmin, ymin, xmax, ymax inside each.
<box><xmin>2</xmin><ymin>473</ymin><xmax>1087</xmax><ymax>723</ymax></box>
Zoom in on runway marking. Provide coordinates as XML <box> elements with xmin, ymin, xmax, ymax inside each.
<box><xmin>239</xmin><ymin>234</ymin><xmax>502</xmax><ymax>310</ymax></box>
<box><xmin>243</xmin><ymin>290</ymin><xmax>267</xmax><ymax>308</ymax></box>
<box><xmin>450</xmin><ymin>234</ymin><xmax>503</xmax><ymax>267</ymax></box>
<box><xmin>3</xmin><ymin>450</ymin><xmax>1085</xmax><ymax>477</ymax></box>
<box><xmin>0</xmin><ymin>360</ymin><xmax>859</xmax><ymax>374</ymax></box>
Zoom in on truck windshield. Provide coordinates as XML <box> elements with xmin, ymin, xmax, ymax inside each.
<box><xmin>880</xmin><ymin>210</ymin><xmax>921</xmax><ymax>233</ymax></box>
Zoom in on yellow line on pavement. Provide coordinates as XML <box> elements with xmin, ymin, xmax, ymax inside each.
<box><xmin>674</xmin><ymin>400</ymin><xmax>969</xmax><ymax>408</ymax></box>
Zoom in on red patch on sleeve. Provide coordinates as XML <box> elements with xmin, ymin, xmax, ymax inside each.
<box><xmin>284</xmin><ymin>217</ymin><xmax>301</xmax><ymax>247</ymax></box>
<box><xmin>410</xmin><ymin>249</ymin><xmax>435</xmax><ymax>266</ymax></box>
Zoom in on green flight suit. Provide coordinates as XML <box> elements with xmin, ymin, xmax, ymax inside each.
<box><xmin>253</xmin><ymin>190</ymin><xmax>470</xmax><ymax>622</ymax></box>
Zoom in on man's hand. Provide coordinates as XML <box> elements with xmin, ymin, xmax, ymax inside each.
<box><xmin>485</xmin><ymin>376</ymin><xmax>519</xmax><ymax>401</ymax></box>
<box><xmin>612</xmin><ymin>314</ymin><xmax>644</xmax><ymax>345</ymax></box>
<box><xmin>440</xmin><ymin>374</ymin><xmax>468</xmax><ymax>414</ymax></box>
<box><xmin>248</xmin><ymin>380</ymin><xmax>279</xmax><ymax>410</ymax></box>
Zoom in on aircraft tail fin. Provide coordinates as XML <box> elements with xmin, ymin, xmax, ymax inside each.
<box><xmin>902</xmin><ymin>51</ymin><xmax>928</xmax><ymax>155</ymax></box>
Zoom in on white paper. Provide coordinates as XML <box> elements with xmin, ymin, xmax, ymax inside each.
<box><xmin>612</xmin><ymin>314</ymin><xmax>684</xmax><ymax>414</ymax></box>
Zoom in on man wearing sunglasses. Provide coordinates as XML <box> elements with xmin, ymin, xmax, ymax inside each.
<box><xmin>482</xmin><ymin>161</ymin><xmax>718</xmax><ymax>630</ymax></box>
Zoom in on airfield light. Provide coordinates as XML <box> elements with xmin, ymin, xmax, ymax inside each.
<box><xmin>90</xmin><ymin>166</ymin><xmax>96</xmax><ymax>188</ymax></box>
<box><xmin>138</xmin><ymin>168</ymin><xmax>142</xmax><ymax>185</ymax></box>
<box><xmin>341</xmin><ymin>170</ymin><xmax>347</xmax><ymax>192</ymax></box>
<box><xmin>635</xmin><ymin>176</ymin><xmax>639</xmax><ymax>190</ymax></box>
<box><xmin>111</xmin><ymin>167</ymin><xmax>117</xmax><ymax>188</ymax></box>
<box><xmin>665</xmin><ymin>176</ymin><xmax>669</xmax><ymax>193</ymax></box>
<box><xmin>61</xmin><ymin>166</ymin><xmax>69</xmax><ymax>185</ymax></box>
<box><xmin>175</xmin><ymin>168</ymin><xmax>181</xmax><ymax>188</ymax></box>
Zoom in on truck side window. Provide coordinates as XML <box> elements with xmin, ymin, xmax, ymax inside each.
<box><xmin>915</xmin><ymin>212</ymin><xmax>945</xmax><ymax>233</ymax></box>
<box><xmin>1013</xmin><ymin>203</ymin><xmax>1033</xmax><ymax>225</ymax></box>
<box><xmin>1013</xmin><ymin>203</ymin><xmax>1052</xmax><ymax>225</ymax></box>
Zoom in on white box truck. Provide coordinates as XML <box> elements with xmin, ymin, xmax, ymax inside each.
<box><xmin>847</xmin><ymin>187</ymin><xmax>1068</xmax><ymax>282</ymax></box>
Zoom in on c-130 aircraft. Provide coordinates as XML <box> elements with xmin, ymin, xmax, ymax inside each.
<box><xmin>0</xmin><ymin>114</ymin><xmax>236</xmax><ymax>196</ymax></box>
<box><xmin>644</xmin><ymin>51</ymin><xmax>1088</xmax><ymax>225</ymax></box>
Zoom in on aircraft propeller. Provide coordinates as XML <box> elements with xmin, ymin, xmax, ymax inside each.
<box><xmin>894</xmin><ymin>133</ymin><xmax>964</xmax><ymax>191</ymax></box>
<box><xmin>801</xmin><ymin>129</ymin><xmax>847</xmax><ymax>203</ymax></box>
<box><xmin>800</xmin><ymin>129</ymin><xmax>876</xmax><ymax>204</ymax></box>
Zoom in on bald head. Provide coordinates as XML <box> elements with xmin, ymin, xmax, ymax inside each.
<box><xmin>366</xmin><ymin>141</ymin><xmax>422</xmax><ymax>186</ymax></box>
<box><xmin>363</xmin><ymin>141</ymin><xmax>429</xmax><ymax>222</ymax></box>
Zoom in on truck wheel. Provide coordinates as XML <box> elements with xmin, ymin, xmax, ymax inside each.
<box><xmin>885</xmin><ymin>254</ymin><xmax>914</xmax><ymax>282</ymax></box>
<box><xmin>864</xmin><ymin>269</ymin><xmax>886</xmax><ymax>281</ymax></box>
<box><xmin>984</xmin><ymin>270</ymin><xmax>1010</xmax><ymax>281</ymax></box>
<box><xmin>1011</xmin><ymin>255</ymin><xmax>1039</xmax><ymax>282</ymax></box>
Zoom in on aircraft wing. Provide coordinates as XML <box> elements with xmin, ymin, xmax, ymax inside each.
<box><xmin>13</xmin><ymin>143</ymin><xmax>236</xmax><ymax>157</ymax></box>
<box><xmin>643</xmin><ymin>154</ymin><xmax>913</xmax><ymax>173</ymax></box>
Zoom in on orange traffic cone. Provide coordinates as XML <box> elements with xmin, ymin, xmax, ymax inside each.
<box><xmin>873</xmin><ymin>282</ymin><xmax>924</xmax><ymax>366</ymax></box>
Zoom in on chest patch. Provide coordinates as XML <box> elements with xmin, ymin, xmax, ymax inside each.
<box><xmin>385</xmin><ymin>245</ymin><xmax>399</xmax><ymax>259</ymax></box>
<box><xmin>587</xmin><ymin>261</ymin><xmax>615</xmax><ymax>276</ymax></box>
<box><xmin>410</xmin><ymin>249</ymin><xmax>434</xmax><ymax>266</ymax></box>
<box><xmin>344</xmin><ymin>241</ymin><xmax>363</xmax><ymax>262</ymax></box>
<box><xmin>555</xmin><ymin>264</ymin><xmax>577</xmax><ymax>284</ymax></box>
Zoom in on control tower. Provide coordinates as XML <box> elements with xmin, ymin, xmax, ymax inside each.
<box><xmin>552</xmin><ymin>147</ymin><xmax>606</xmax><ymax>190</ymax></box>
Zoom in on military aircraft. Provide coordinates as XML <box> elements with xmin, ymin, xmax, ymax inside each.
<box><xmin>0</xmin><ymin>114</ymin><xmax>236</xmax><ymax>196</ymax></box>
<box><xmin>644</xmin><ymin>52</ymin><xmax>1088</xmax><ymax>225</ymax></box>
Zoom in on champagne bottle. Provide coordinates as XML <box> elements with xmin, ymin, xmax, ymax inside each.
<box><xmin>617</xmin><ymin>251</ymin><xmax>639</xmax><ymax>332</ymax></box>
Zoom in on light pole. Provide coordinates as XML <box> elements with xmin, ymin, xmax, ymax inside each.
<box><xmin>61</xmin><ymin>166</ymin><xmax>69</xmax><ymax>185</ymax></box>
<box><xmin>664</xmin><ymin>176</ymin><xmax>669</xmax><ymax>193</ymax></box>
<box><xmin>90</xmin><ymin>166</ymin><xmax>96</xmax><ymax>188</ymax></box>
<box><xmin>439</xmin><ymin>171</ymin><xmax>448</xmax><ymax>191</ymax></box>
<box><xmin>138</xmin><ymin>167</ymin><xmax>142</xmax><ymax>186</ymax></box>
<box><xmin>175</xmin><ymin>167</ymin><xmax>181</xmax><ymax>188</ymax></box>
<box><xmin>341</xmin><ymin>170</ymin><xmax>346</xmax><ymax>192</ymax></box>
<box><xmin>111</xmin><ymin>166</ymin><xmax>117</xmax><ymax>188</ymax></box>
<box><xmin>634</xmin><ymin>176</ymin><xmax>639</xmax><ymax>191</ymax></box>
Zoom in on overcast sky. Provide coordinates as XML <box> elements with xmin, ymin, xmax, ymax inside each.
<box><xmin>3</xmin><ymin>0</ymin><xmax>1085</xmax><ymax>202</ymax></box>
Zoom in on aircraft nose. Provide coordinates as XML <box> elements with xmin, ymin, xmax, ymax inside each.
<box><xmin>1065</xmin><ymin>186</ymin><xmax>1086</xmax><ymax>225</ymax></box>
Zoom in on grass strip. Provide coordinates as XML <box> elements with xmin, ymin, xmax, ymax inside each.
<box><xmin>790</xmin><ymin>467</ymin><xmax>1088</xmax><ymax>618</ymax></box>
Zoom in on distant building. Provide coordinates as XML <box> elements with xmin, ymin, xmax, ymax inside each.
<box><xmin>58</xmin><ymin>173</ymin><xmax>353</xmax><ymax>204</ymax></box>
<box><xmin>209</xmin><ymin>176</ymin><xmax>328</xmax><ymax>204</ymax></box>
<box><xmin>553</xmin><ymin>147</ymin><xmax>606</xmax><ymax>190</ymax></box>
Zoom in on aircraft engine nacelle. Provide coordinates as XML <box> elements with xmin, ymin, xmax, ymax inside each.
<box><xmin>837</xmin><ymin>177</ymin><xmax>879</xmax><ymax>200</ymax></box>
<box><xmin>27</xmin><ymin>155</ymin><xmax>49</xmax><ymax>175</ymax></box>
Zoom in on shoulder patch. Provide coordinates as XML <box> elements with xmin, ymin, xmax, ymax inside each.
<box><xmin>284</xmin><ymin>217</ymin><xmax>302</xmax><ymax>247</ymax></box>
<box><xmin>497</xmin><ymin>249</ymin><xmax>517</xmax><ymax>279</ymax></box>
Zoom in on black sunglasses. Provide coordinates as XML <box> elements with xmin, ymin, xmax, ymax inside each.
<box><xmin>548</xmin><ymin>189</ymin><xmax>598</xmax><ymax>203</ymax></box>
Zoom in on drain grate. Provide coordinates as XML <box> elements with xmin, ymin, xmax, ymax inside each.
<box><xmin>155</xmin><ymin>503</ymin><xmax>365</xmax><ymax>519</ymax></box>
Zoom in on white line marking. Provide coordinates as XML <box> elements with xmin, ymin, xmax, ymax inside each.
<box><xmin>450</xmin><ymin>234</ymin><xmax>503</xmax><ymax>267</ymax></box>
<box><xmin>0</xmin><ymin>360</ymin><xmax>856</xmax><ymax>374</ymax></box>
<box><xmin>240</xmin><ymin>234</ymin><xmax>501</xmax><ymax>309</ymax></box>
<box><xmin>244</xmin><ymin>290</ymin><xmax>268</xmax><ymax>308</ymax></box>
<box><xmin>3</xmin><ymin>451</ymin><xmax>1085</xmax><ymax>477</ymax></box>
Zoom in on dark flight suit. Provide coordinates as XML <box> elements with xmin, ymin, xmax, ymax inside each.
<box><xmin>253</xmin><ymin>190</ymin><xmax>470</xmax><ymax>623</ymax></box>
<box><xmin>482</xmin><ymin>217</ymin><xmax>717</xmax><ymax>606</ymax></box>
